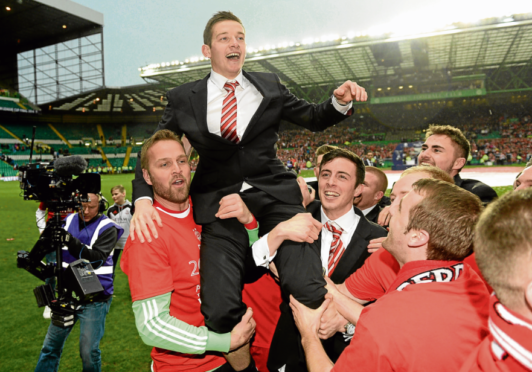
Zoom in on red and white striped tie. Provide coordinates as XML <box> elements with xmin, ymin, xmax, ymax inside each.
<box><xmin>325</xmin><ymin>221</ymin><xmax>345</xmax><ymax>276</ymax></box>
<box><xmin>221</xmin><ymin>81</ymin><xmax>240</xmax><ymax>143</ymax></box>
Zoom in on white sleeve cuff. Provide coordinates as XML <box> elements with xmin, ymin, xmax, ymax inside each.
<box><xmin>251</xmin><ymin>233</ymin><xmax>277</xmax><ymax>268</ymax></box>
<box><xmin>135</xmin><ymin>196</ymin><xmax>153</xmax><ymax>205</ymax></box>
<box><xmin>332</xmin><ymin>95</ymin><xmax>353</xmax><ymax>115</ymax></box>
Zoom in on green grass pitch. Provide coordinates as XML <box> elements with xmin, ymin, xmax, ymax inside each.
<box><xmin>0</xmin><ymin>173</ymin><xmax>513</xmax><ymax>370</ymax></box>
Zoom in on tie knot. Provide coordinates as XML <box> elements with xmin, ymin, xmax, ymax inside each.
<box><xmin>224</xmin><ymin>81</ymin><xmax>239</xmax><ymax>92</ymax></box>
<box><xmin>325</xmin><ymin>221</ymin><xmax>343</xmax><ymax>235</ymax></box>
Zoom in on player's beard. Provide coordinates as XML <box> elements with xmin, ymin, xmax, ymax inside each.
<box><xmin>152</xmin><ymin>175</ymin><xmax>190</xmax><ymax>204</ymax></box>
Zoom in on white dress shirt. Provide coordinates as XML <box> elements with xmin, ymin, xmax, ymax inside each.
<box><xmin>253</xmin><ymin>206</ymin><xmax>361</xmax><ymax>273</ymax></box>
<box><xmin>361</xmin><ymin>204</ymin><xmax>378</xmax><ymax>216</ymax></box>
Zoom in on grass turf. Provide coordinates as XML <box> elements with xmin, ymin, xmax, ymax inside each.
<box><xmin>0</xmin><ymin>173</ymin><xmax>513</xmax><ymax>370</ymax></box>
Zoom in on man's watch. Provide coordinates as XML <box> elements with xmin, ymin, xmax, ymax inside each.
<box><xmin>344</xmin><ymin>322</ymin><xmax>355</xmax><ymax>336</ymax></box>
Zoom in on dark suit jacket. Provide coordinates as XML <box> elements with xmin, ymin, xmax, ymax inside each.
<box><xmin>454</xmin><ymin>174</ymin><xmax>497</xmax><ymax>205</ymax></box>
<box><xmin>133</xmin><ymin>71</ymin><xmax>350</xmax><ymax>224</ymax></box>
<box><xmin>268</xmin><ymin>201</ymin><xmax>388</xmax><ymax>371</ymax></box>
<box><xmin>363</xmin><ymin>203</ymin><xmax>383</xmax><ymax>224</ymax></box>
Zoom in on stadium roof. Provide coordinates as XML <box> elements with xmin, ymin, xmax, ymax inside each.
<box><xmin>139</xmin><ymin>14</ymin><xmax>532</xmax><ymax>95</ymax></box>
<box><xmin>0</xmin><ymin>0</ymin><xmax>103</xmax><ymax>54</ymax></box>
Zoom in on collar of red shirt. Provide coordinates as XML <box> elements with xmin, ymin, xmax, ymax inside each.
<box><xmin>386</xmin><ymin>260</ymin><xmax>464</xmax><ymax>294</ymax></box>
<box><xmin>489</xmin><ymin>294</ymin><xmax>532</xmax><ymax>370</ymax></box>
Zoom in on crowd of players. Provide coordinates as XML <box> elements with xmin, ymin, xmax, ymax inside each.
<box><xmin>29</xmin><ymin>10</ymin><xmax>532</xmax><ymax>372</ymax></box>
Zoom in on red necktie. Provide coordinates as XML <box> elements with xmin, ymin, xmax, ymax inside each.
<box><xmin>221</xmin><ymin>81</ymin><xmax>240</xmax><ymax>143</ymax></box>
<box><xmin>324</xmin><ymin>221</ymin><xmax>345</xmax><ymax>276</ymax></box>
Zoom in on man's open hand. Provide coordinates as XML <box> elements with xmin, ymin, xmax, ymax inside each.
<box><xmin>290</xmin><ymin>295</ymin><xmax>331</xmax><ymax>340</ymax></box>
<box><xmin>333</xmin><ymin>81</ymin><xmax>367</xmax><ymax>104</ymax></box>
<box><xmin>230</xmin><ymin>307</ymin><xmax>256</xmax><ymax>351</ymax></box>
<box><xmin>215</xmin><ymin>194</ymin><xmax>253</xmax><ymax>225</ymax></box>
<box><xmin>130</xmin><ymin>199</ymin><xmax>162</xmax><ymax>243</ymax></box>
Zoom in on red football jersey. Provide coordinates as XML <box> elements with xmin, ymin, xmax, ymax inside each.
<box><xmin>121</xmin><ymin>201</ymin><xmax>224</xmax><ymax>372</ymax></box>
<box><xmin>344</xmin><ymin>248</ymin><xmax>400</xmax><ymax>302</ymax></box>
<box><xmin>333</xmin><ymin>260</ymin><xmax>490</xmax><ymax>372</ymax></box>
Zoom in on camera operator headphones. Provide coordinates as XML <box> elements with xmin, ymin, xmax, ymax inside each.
<box><xmin>97</xmin><ymin>193</ymin><xmax>109</xmax><ymax>214</ymax></box>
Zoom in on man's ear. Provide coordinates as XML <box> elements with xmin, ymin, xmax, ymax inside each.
<box><xmin>453</xmin><ymin>157</ymin><xmax>466</xmax><ymax>171</ymax></box>
<box><xmin>201</xmin><ymin>44</ymin><xmax>211</xmax><ymax>59</ymax></box>
<box><xmin>407</xmin><ymin>229</ymin><xmax>429</xmax><ymax>248</ymax></box>
<box><xmin>525</xmin><ymin>281</ymin><xmax>532</xmax><ymax>314</ymax></box>
<box><xmin>374</xmin><ymin>190</ymin><xmax>384</xmax><ymax>203</ymax></box>
<box><xmin>142</xmin><ymin>169</ymin><xmax>153</xmax><ymax>186</ymax></box>
<box><xmin>354</xmin><ymin>183</ymin><xmax>364</xmax><ymax>199</ymax></box>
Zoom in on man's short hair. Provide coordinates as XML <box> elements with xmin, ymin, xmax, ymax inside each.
<box><xmin>203</xmin><ymin>11</ymin><xmax>244</xmax><ymax>47</ymax></box>
<box><xmin>141</xmin><ymin>130</ymin><xmax>184</xmax><ymax>171</ymax></box>
<box><xmin>366</xmin><ymin>166</ymin><xmax>388</xmax><ymax>192</ymax></box>
<box><xmin>425</xmin><ymin>124</ymin><xmax>470</xmax><ymax>159</ymax></box>
<box><xmin>475</xmin><ymin>188</ymin><xmax>532</xmax><ymax>308</ymax></box>
<box><xmin>111</xmin><ymin>185</ymin><xmax>125</xmax><ymax>194</ymax></box>
<box><xmin>400</xmin><ymin>165</ymin><xmax>454</xmax><ymax>184</ymax></box>
<box><xmin>408</xmin><ymin>178</ymin><xmax>482</xmax><ymax>261</ymax></box>
<box><xmin>320</xmin><ymin>148</ymin><xmax>365</xmax><ymax>187</ymax></box>
<box><xmin>315</xmin><ymin>144</ymin><xmax>338</xmax><ymax>163</ymax></box>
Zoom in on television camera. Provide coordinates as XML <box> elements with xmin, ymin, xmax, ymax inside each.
<box><xmin>16</xmin><ymin>127</ymin><xmax>104</xmax><ymax>327</ymax></box>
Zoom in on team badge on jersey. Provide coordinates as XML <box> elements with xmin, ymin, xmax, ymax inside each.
<box><xmin>193</xmin><ymin>228</ymin><xmax>201</xmax><ymax>242</ymax></box>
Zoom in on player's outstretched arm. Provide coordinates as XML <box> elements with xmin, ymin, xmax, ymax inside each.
<box><xmin>324</xmin><ymin>277</ymin><xmax>366</xmax><ymax>326</ymax></box>
<box><xmin>133</xmin><ymin>292</ymin><xmax>232</xmax><ymax>354</ymax></box>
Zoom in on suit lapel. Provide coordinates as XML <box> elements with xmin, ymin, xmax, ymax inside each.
<box><xmin>190</xmin><ymin>74</ymin><xmax>236</xmax><ymax>146</ymax></box>
<box><xmin>330</xmin><ymin>213</ymin><xmax>372</xmax><ymax>283</ymax></box>
<box><xmin>240</xmin><ymin>71</ymin><xmax>272</xmax><ymax>143</ymax></box>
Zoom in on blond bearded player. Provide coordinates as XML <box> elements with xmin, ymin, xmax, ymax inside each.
<box><xmin>121</xmin><ymin>130</ymin><xmax>257</xmax><ymax>372</ymax></box>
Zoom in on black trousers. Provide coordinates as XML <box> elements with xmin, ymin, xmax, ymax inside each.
<box><xmin>199</xmin><ymin>189</ymin><xmax>326</xmax><ymax>333</ymax></box>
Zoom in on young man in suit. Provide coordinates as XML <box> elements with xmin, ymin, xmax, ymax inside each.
<box><xmin>130</xmin><ymin>11</ymin><xmax>367</xmax><ymax>371</ymax></box>
<box><xmin>252</xmin><ymin>148</ymin><xmax>387</xmax><ymax>371</ymax></box>
<box><xmin>353</xmin><ymin>166</ymin><xmax>388</xmax><ymax>224</ymax></box>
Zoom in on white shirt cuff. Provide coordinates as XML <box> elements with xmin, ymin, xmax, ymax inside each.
<box><xmin>331</xmin><ymin>95</ymin><xmax>353</xmax><ymax>115</ymax></box>
<box><xmin>251</xmin><ymin>233</ymin><xmax>277</xmax><ymax>267</ymax></box>
<box><xmin>135</xmin><ymin>196</ymin><xmax>153</xmax><ymax>205</ymax></box>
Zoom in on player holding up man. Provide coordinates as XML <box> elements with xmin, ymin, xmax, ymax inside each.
<box><xmin>121</xmin><ymin>130</ymin><xmax>256</xmax><ymax>372</ymax></box>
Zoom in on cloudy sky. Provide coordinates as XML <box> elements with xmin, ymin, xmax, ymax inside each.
<box><xmin>72</xmin><ymin>0</ymin><xmax>532</xmax><ymax>87</ymax></box>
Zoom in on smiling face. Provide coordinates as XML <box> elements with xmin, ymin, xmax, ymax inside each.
<box><xmin>319</xmin><ymin>157</ymin><xmax>362</xmax><ymax>220</ymax></box>
<box><xmin>202</xmin><ymin>20</ymin><xmax>246</xmax><ymax>80</ymax></box>
<box><xmin>382</xmin><ymin>189</ymin><xmax>425</xmax><ymax>265</ymax></box>
<box><xmin>142</xmin><ymin>140</ymin><xmax>191</xmax><ymax>211</ymax></box>
<box><xmin>418</xmin><ymin>134</ymin><xmax>465</xmax><ymax>177</ymax></box>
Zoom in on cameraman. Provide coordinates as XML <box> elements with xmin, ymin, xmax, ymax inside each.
<box><xmin>35</xmin><ymin>193</ymin><xmax>123</xmax><ymax>372</ymax></box>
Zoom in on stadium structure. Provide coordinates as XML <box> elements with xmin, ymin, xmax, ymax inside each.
<box><xmin>1</xmin><ymin>1</ymin><xmax>531</xmax><ymax>177</ymax></box>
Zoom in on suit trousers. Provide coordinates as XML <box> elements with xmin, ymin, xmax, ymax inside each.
<box><xmin>199</xmin><ymin>189</ymin><xmax>327</xmax><ymax>333</ymax></box>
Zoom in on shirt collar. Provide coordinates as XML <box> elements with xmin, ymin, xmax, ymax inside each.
<box><xmin>320</xmin><ymin>206</ymin><xmax>358</xmax><ymax>233</ymax></box>
<box><xmin>361</xmin><ymin>204</ymin><xmax>377</xmax><ymax>216</ymax></box>
<box><xmin>209</xmin><ymin>69</ymin><xmax>245</xmax><ymax>91</ymax></box>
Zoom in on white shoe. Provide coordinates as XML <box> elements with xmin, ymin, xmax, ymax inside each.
<box><xmin>43</xmin><ymin>306</ymin><xmax>51</xmax><ymax>319</ymax></box>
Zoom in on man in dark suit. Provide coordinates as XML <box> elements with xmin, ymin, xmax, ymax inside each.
<box><xmin>252</xmin><ymin>149</ymin><xmax>386</xmax><ymax>371</ymax></box>
<box><xmin>353</xmin><ymin>166</ymin><xmax>388</xmax><ymax>224</ymax></box>
<box><xmin>418</xmin><ymin>124</ymin><xmax>497</xmax><ymax>204</ymax></box>
<box><xmin>307</xmin><ymin>144</ymin><xmax>339</xmax><ymax>201</ymax></box>
<box><xmin>130</xmin><ymin>11</ymin><xmax>367</xmax><ymax>371</ymax></box>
